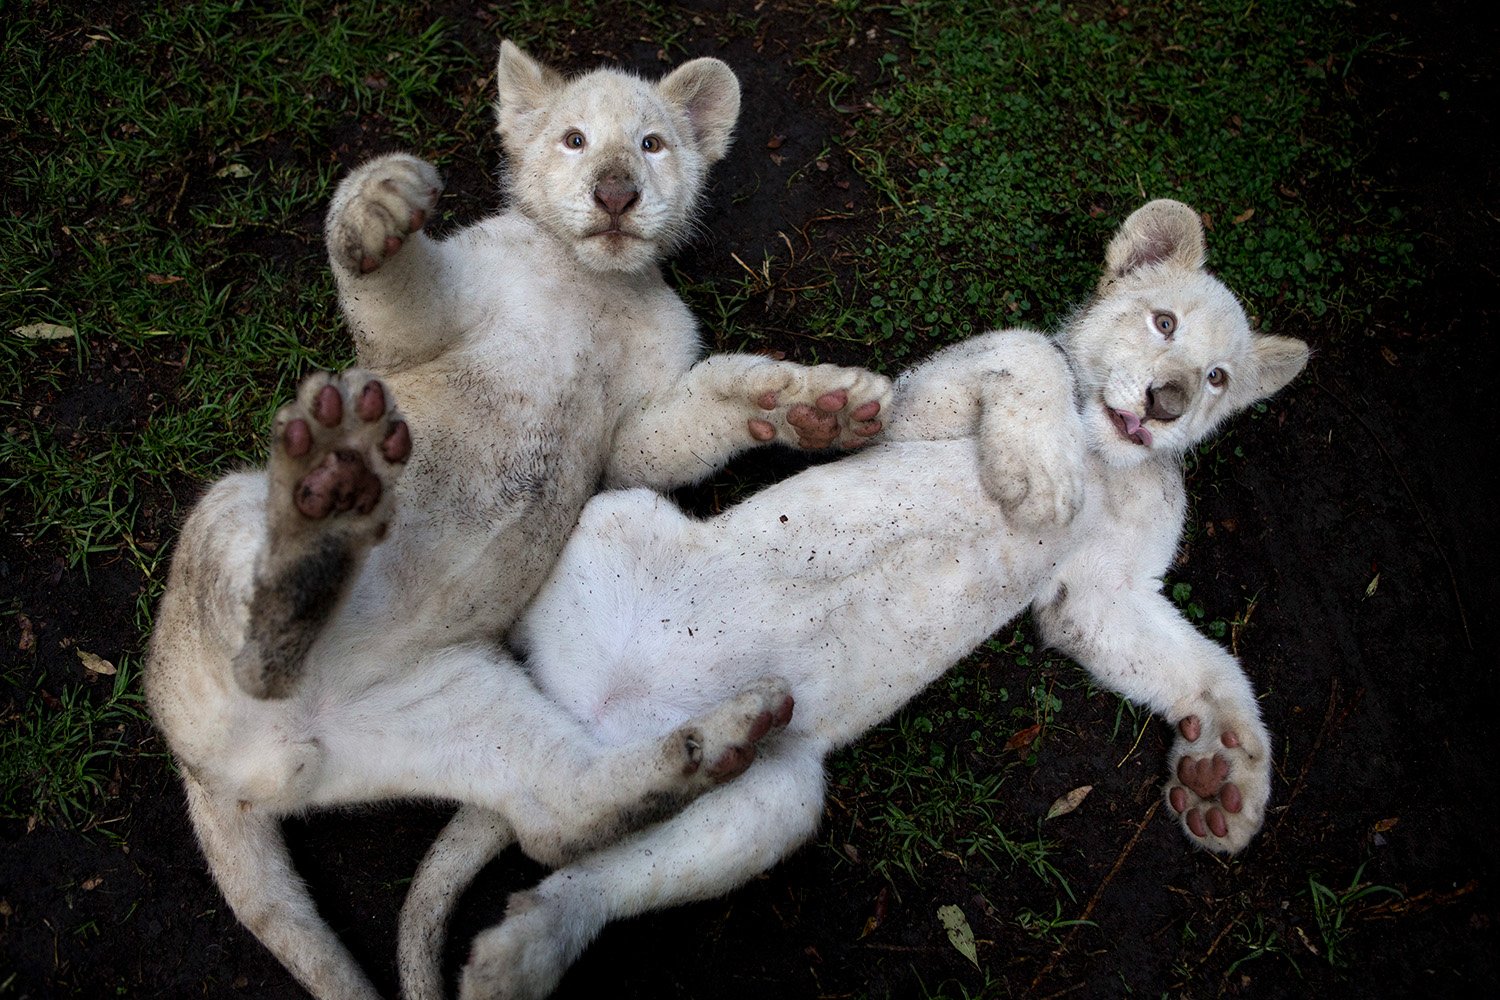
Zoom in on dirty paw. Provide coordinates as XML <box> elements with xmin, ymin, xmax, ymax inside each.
<box><xmin>673</xmin><ymin>676</ymin><xmax>794</xmax><ymax>786</ymax></box>
<box><xmin>269</xmin><ymin>369</ymin><xmax>411</xmax><ymax>536</ymax></box>
<box><xmin>326</xmin><ymin>153</ymin><xmax>442</xmax><ymax>274</ymax></box>
<box><xmin>459</xmin><ymin>891</ymin><xmax>568</xmax><ymax>1000</ymax></box>
<box><xmin>745</xmin><ymin>363</ymin><xmax>892</xmax><ymax>449</ymax></box>
<box><xmin>981</xmin><ymin>438</ymin><xmax>1085</xmax><ymax>529</ymax></box>
<box><xmin>1164</xmin><ymin>712</ymin><xmax>1270</xmax><ymax>854</ymax></box>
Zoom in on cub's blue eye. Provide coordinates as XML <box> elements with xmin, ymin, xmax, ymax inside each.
<box><xmin>564</xmin><ymin>131</ymin><xmax>586</xmax><ymax>149</ymax></box>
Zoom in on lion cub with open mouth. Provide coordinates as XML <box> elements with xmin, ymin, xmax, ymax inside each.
<box><xmin>402</xmin><ymin>199</ymin><xmax>1308</xmax><ymax>999</ymax></box>
<box><xmin>144</xmin><ymin>41</ymin><xmax>889</xmax><ymax>1000</ymax></box>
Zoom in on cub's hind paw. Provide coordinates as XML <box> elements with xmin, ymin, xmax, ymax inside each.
<box><xmin>673</xmin><ymin>676</ymin><xmax>794</xmax><ymax>787</ymax></box>
<box><xmin>326</xmin><ymin>153</ymin><xmax>442</xmax><ymax>275</ymax></box>
<box><xmin>746</xmin><ymin>363</ymin><xmax>892</xmax><ymax>449</ymax></box>
<box><xmin>460</xmin><ymin>890</ymin><xmax>568</xmax><ymax>1000</ymax></box>
<box><xmin>269</xmin><ymin>369</ymin><xmax>411</xmax><ymax>539</ymax></box>
<box><xmin>1165</xmin><ymin>712</ymin><xmax>1270</xmax><ymax>855</ymax></box>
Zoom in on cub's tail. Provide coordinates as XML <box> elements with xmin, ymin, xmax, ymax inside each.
<box><xmin>399</xmin><ymin>805</ymin><xmax>516</xmax><ymax>1000</ymax></box>
<box><xmin>184</xmin><ymin>773</ymin><xmax>381</xmax><ymax>1000</ymax></box>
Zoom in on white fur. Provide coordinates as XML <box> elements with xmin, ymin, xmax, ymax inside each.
<box><xmin>145</xmin><ymin>41</ymin><xmax>889</xmax><ymax>1000</ymax></box>
<box><xmin>405</xmin><ymin>200</ymin><xmax>1309</xmax><ymax>999</ymax></box>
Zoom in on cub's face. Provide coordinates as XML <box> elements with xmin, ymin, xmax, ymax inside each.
<box><xmin>494</xmin><ymin>42</ymin><xmax>740</xmax><ymax>273</ymax></box>
<box><xmin>1062</xmin><ymin>200</ymin><xmax>1309</xmax><ymax>468</ymax></box>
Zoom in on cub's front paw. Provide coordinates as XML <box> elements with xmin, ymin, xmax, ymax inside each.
<box><xmin>268</xmin><ymin>369</ymin><xmax>412</xmax><ymax>539</ymax></box>
<box><xmin>672</xmin><ymin>676</ymin><xmax>794</xmax><ymax>788</ymax></box>
<box><xmin>980</xmin><ymin>433</ymin><xmax>1086</xmax><ymax>529</ymax></box>
<box><xmin>325</xmin><ymin>153</ymin><xmax>443</xmax><ymax>275</ymax></box>
<box><xmin>1165</xmin><ymin>711</ymin><xmax>1271</xmax><ymax>855</ymax></box>
<box><xmin>746</xmin><ymin>363</ymin><xmax>892</xmax><ymax>449</ymax></box>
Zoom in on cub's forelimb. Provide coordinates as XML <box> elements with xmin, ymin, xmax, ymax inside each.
<box><xmin>234</xmin><ymin>369</ymin><xmax>411</xmax><ymax>699</ymax></box>
<box><xmin>1037</xmin><ymin>579</ymin><xmax>1270</xmax><ymax>854</ymax></box>
<box><xmin>605</xmin><ymin>353</ymin><xmax>892</xmax><ymax>489</ymax></box>
<box><xmin>326</xmin><ymin>153</ymin><xmax>443</xmax><ymax>277</ymax></box>
<box><xmin>888</xmin><ymin>329</ymin><xmax>1085</xmax><ymax>527</ymax></box>
<box><xmin>324</xmin><ymin>153</ymin><xmax>455</xmax><ymax>369</ymax></box>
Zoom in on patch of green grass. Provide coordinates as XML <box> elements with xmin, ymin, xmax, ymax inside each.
<box><xmin>797</xmin><ymin>0</ymin><xmax>1418</xmax><ymax>362</ymax></box>
<box><xmin>829</xmin><ymin>649</ymin><xmax>1073</xmax><ymax>896</ymax></box>
<box><xmin>1305</xmin><ymin>863</ymin><xmax>1402</xmax><ymax>967</ymax></box>
<box><xmin>0</xmin><ymin>655</ymin><xmax>149</xmax><ymax>828</ymax></box>
<box><xmin>1</xmin><ymin>2</ymin><xmax>486</xmax><ymax>579</ymax></box>
<box><xmin>1015</xmin><ymin>899</ymin><xmax>1096</xmax><ymax>944</ymax></box>
<box><xmin>0</xmin><ymin>1</ymin><xmax>493</xmax><ymax>833</ymax></box>
<box><xmin>1226</xmin><ymin>913</ymin><xmax>1302</xmax><ymax>978</ymax></box>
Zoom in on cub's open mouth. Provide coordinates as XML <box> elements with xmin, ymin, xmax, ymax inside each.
<box><xmin>1107</xmin><ymin>404</ymin><xmax>1154</xmax><ymax>447</ymax></box>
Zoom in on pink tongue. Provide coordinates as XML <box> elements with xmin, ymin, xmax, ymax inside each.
<box><xmin>1115</xmin><ymin>409</ymin><xmax>1153</xmax><ymax>447</ymax></box>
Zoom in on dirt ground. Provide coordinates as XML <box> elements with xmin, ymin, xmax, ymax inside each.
<box><xmin>2</xmin><ymin>2</ymin><xmax>1497</xmax><ymax>998</ymax></box>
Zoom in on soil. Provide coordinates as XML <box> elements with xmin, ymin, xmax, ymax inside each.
<box><xmin>2</xmin><ymin>2</ymin><xmax>1496</xmax><ymax>998</ymax></box>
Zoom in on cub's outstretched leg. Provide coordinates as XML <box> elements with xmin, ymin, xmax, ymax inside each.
<box><xmin>1037</xmin><ymin>584</ymin><xmax>1271</xmax><ymax>854</ymax></box>
<box><xmin>234</xmin><ymin>369</ymin><xmax>411</xmax><ymax>699</ymax></box>
<box><xmin>606</xmin><ymin>354</ymin><xmax>891</xmax><ymax>489</ymax></box>
<box><xmin>184</xmin><ymin>772</ymin><xmax>383</xmax><ymax>1000</ymax></box>
<box><xmin>454</xmin><ymin>741</ymin><xmax>827</xmax><ymax>1000</ymax></box>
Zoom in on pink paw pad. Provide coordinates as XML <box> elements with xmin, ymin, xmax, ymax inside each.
<box><xmin>771</xmin><ymin>693</ymin><xmax>795</xmax><ymax>729</ymax></box>
<box><xmin>1168</xmin><ymin>715</ymin><xmax>1250</xmax><ymax>847</ymax></box>
<box><xmin>283</xmin><ymin>419</ymin><xmax>312</xmax><ymax>458</ymax></box>
<box><xmin>286</xmin><ymin>377</ymin><xmax>409</xmax><ymax>520</ymax></box>
<box><xmin>313</xmin><ymin>385</ymin><xmax>343</xmax><ymax>426</ymax></box>
<box><xmin>705</xmin><ymin>743</ymin><xmax>757</xmax><ymax>782</ymax></box>
<box><xmin>815</xmin><ymin>389</ymin><xmax>848</xmax><ymax>412</ymax></box>
<box><xmin>787</xmin><ymin>403</ymin><xmax>840</xmax><ymax>447</ymax></box>
<box><xmin>381</xmin><ymin>421</ymin><xmax>412</xmax><ymax>462</ymax></box>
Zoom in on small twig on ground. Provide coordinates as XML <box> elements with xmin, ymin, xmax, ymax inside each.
<box><xmin>1114</xmin><ymin>712</ymin><xmax>1150</xmax><ymax>768</ymax></box>
<box><xmin>1274</xmin><ymin>678</ymin><xmax>1360</xmax><ymax>839</ymax></box>
<box><xmin>1361</xmin><ymin>879</ymin><xmax>1477</xmax><ymax>920</ymax></box>
<box><xmin>1037</xmin><ymin>979</ymin><xmax>1090</xmax><ymax>1000</ymax></box>
<box><xmin>1029</xmin><ymin>798</ymin><xmax>1160</xmax><ymax>993</ymax></box>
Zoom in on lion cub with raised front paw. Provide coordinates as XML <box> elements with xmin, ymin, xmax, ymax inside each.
<box><xmin>145</xmin><ymin>40</ymin><xmax>888</xmax><ymax>1000</ymax></box>
<box><xmin>399</xmin><ymin>199</ymin><xmax>1307</xmax><ymax>999</ymax></box>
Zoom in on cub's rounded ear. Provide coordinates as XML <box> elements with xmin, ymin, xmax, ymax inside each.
<box><xmin>1101</xmin><ymin>199</ymin><xmax>1207</xmax><ymax>286</ymax></box>
<box><xmin>495</xmin><ymin>40</ymin><xmax>564</xmax><ymax>139</ymax></box>
<box><xmin>1244</xmin><ymin>334</ymin><xmax>1310</xmax><ymax>401</ymax></box>
<box><xmin>658</xmin><ymin>58</ymin><xmax>741</xmax><ymax>163</ymax></box>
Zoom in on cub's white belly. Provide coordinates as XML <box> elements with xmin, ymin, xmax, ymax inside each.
<box><xmin>522</xmin><ymin>439</ymin><xmax>1071</xmax><ymax>749</ymax></box>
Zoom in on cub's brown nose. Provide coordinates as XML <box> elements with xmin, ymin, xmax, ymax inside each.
<box><xmin>1145</xmin><ymin>380</ymin><xmax>1188</xmax><ymax>422</ymax></box>
<box><xmin>594</xmin><ymin>175</ymin><xmax>639</xmax><ymax>217</ymax></box>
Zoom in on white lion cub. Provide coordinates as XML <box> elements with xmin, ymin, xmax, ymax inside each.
<box><xmin>144</xmin><ymin>41</ymin><xmax>889</xmax><ymax>1000</ymax></box>
<box><xmin>402</xmin><ymin>199</ymin><xmax>1308</xmax><ymax>999</ymax></box>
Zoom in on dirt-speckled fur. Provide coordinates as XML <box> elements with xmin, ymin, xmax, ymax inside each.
<box><xmin>144</xmin><ymin>41</ymin><xmax>887</xmax><ymax>1000</ymax></box>
<box><xmin>400</xmin><ymin>200</ymin><xmax>1309</xmax><ymax>1000</ymax></box>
